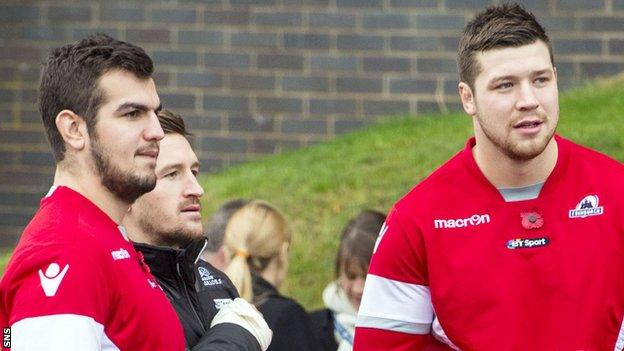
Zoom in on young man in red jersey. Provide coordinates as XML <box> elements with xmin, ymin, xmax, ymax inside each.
<box><xmin>354</xmin><ymin>4</ymin><xmax>624</xmax><ymax>350</ymax></box>
<box><xmin>0</xmin><ymin>35</ymin><xmax>185</xmax><ymax>350</ymax></box>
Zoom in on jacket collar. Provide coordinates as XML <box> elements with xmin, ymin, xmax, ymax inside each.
<box><xmin>132</xmin><ymin>237</ymin><xmax>208</xmax><ymax>288</ymax></box>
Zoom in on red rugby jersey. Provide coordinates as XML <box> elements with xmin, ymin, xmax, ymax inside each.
<box><xmin>355</xmin><ymin>136</ymin><xmax>624</xmax><ymax>351</ymax></box>
<box><xmin>0</xmin><ymin>186</ymin><xmax>185</xmax><ymax>350</ymax></box>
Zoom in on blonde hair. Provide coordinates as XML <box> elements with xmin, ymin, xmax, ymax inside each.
<box><xmin>223</xmin><ymin>201</ymin><xmax>291</xmax><ymax>301</ymax></box>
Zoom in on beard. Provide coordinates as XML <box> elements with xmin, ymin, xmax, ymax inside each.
<box><xmin>476</xmin><ymin>112</ymin><xmax>556</xmax><ymax>161</ymax></box>
<box><xmin>90</xmin><ymin>132</ymin><xmax>157</xmax><ymax>204</ymax></box>
<box><xmin>132</xmin><ymin>196</ymin><xmax>204</xmax><ymax>249</ymax></box>
<box><xmin>137</xmin><ymin>210</ymin><xmax>202</xmax><ymax>248</ymax></box>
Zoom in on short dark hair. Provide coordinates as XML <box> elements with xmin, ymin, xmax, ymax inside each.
<box><xmin>458</xmin><ymin>3</ymin><xmax>553</xmax><ymax>89</ymax></box>
<box><xmin>334</xmin><ymin>210</ymin><xmax>386</xmax><ymax>278</ymax></box>
<box><xmin>39</xmin><ymin>34</ymin><xmax>154</xmax><ymax>162</ymax></box>
<box><xmin>205</xmin><ymin>199</ymin><xmax>250</xmax><ymax>252</ymax></box>
<box><xmin>157</xmin><ymin>109</ymin><xmax>192</xmax><ymax>137</ymax></box>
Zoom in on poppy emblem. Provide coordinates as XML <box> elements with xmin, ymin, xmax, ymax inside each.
<box><xmin>521</xmin><ymin>211</ymin><xmax>543</xmax><ymax>229</ymax></box>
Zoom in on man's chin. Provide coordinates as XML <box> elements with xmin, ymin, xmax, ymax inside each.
<box><xmin>102</xmin><ymin>176</ymin><xmax>156</xmax><ymax>204</ymax></box>
<box><xmin>506</xmin><ymin>135</ymin><xmax>553</xmax><ymax>161</ymax></box>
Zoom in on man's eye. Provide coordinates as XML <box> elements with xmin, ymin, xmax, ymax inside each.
<box><xmin>165</xmin><ymin>171</ymin><xmax>178</xmax><ymax>178</ymax></box>
<box><xmin>496</xmin><ymin>82</ymin><xmax>513</xmax><ymax>89</ymax></box>
<box><xmin>125</xmin><ymin>110</ymin><xmax>140</xmax><ymax>118</ymax></box>
<box><xmin>534</xmin><ymin>77</ymin><xmax>549</xmax><ymax>85</ymax></box>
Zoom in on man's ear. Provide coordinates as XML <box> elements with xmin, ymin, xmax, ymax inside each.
<box><xmin>458</xmin><ymin>82</ymin><xmax>477</xmax><ymax>116</ymax></box>
<box><xmin>553</xmin><ymin>66</ymin><xmax>558</xmax><ymax>81</ymax></box>
<box><xmin>55</xmin><ymin>110</ymin><xmax>88</xmax><ymax>152</ymax></box>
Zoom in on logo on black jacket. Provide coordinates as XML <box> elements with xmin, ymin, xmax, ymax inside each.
<box><xmin>568</xmin><ymin>195</ymin><xmax>604</xmax><ymax>219</ymax></box>
<box><xmin>198</xmin><ymin>266</ymin><xmax>223</xmax><ymax>286</ymax></box>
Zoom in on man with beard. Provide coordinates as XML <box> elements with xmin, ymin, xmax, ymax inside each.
<box><xmin>354</xmin><ymin>4</ymin><xmax>624</xmax><ymax>351</ymax></box>
<box><xmin>0</xmin><ymin>35</ymin><xmax>186</xmax><ymax>350</ymax></box>
<box><xmin>124</xmin><ymin>109</ymin><xmax>271</xmax><ymax>351</ymax></box>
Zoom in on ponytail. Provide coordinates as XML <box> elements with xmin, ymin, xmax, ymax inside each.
<box><xmin>222</xmin><ymin>201</ymin><xmax>291</xmax><ymax>303</ymax></box>
<box><xmin>225</xmin><ymin>249</ymin><xmax>254</xmax><ymax>301</ymax></box>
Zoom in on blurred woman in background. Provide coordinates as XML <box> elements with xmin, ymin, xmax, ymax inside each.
<box><xmin>223</xmin><ymin>200</ymin><xmax>321</xmax><ymax>351</ymax></box>
<box><xmin>310</xmin><ymin>210</ymin><xmax>386</xmax><ymax>351</ymax></box>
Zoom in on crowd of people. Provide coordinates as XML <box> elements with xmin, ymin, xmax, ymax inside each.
<box><xmin>1</xmin><ymin>2</ymin><xmax>623</xmax><ymax>351</ymax></box>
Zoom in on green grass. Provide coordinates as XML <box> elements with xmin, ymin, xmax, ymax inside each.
<box><xmin>0</xmin><ymin>251</ymin><xmax>9</xmax><ymax>274</ymax></box>
<box><xmin>2</xmin><ymin>77</ymin><xmax>623</xmax><ymax>310</ymax></box>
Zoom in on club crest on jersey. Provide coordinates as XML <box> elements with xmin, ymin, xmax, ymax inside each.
<box><xmin>506</xmin><ymin>237</ymin><xmax>549</xmax><ymax>250</ymax></box>
<box><xmin>568</xmin><ymin>195</ymin><xmax>604</xmax><ymax>219</ymax></box>
<box><xmin>434</xmin><ymin>214</ymin><xmax>490</xmax><ymax>229</ymax></box>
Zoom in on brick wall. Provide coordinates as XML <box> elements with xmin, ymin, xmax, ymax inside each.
<box><xmin>1</xmin><ymin>0</ymin><xmax>623</xmax><ymax>246</ymax></box>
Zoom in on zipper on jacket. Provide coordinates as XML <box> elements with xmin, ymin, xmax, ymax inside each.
<box><xmin>177</xmin><ymin>261</ymin><xmax>207</xmax><ymax>333</ymax></box>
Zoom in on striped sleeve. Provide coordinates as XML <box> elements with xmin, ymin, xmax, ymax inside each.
<box><xmin>354</xmin><ymin>206</ymin><xmax>434</xmax><ymax>350</ymax></box>
<box><xmin>12</xmin><ymin>314</ymin><xmax>118</xmax><ymax>350</ymax></box>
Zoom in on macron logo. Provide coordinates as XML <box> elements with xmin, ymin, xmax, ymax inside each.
<box><xmin>111</xmin><ymin>248</ymin><xmax>130</xmax><ymax>261</ymax></box>
<box><xmin>38</xmin><ymin>263</ymin><xmax>69</xmax><ymax>297</ymax></box>
<box><xmin>434</xmin><ymin>214</ymin><xmax>491</xmax><ymax>229</ymax></box>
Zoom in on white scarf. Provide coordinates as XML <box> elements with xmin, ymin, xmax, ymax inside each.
<box><xmin>322</xmin><ymin>282</ymin><xmax>357</xmax><ymax>351</ymax></box>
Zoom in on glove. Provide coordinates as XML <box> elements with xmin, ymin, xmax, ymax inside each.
<box><xmin>211</xmin><ymin>298</ymin><xmax>273</xmax><ymax>351</ymax></box>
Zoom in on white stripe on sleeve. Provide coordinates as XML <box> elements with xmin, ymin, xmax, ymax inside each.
<box><xmin>615</xmin><ymin>315</ymin><xmax>624</xmax><ymax>351</ymax></box>
<box><xmin>12</xmin><ymin>314</ymin><xmax>120</xmax><ymax>351</ymax></box>
<box><xmin>356</xmin><ymin>274</ymin><xmax>434</xmax><ymax>334</ymax></box>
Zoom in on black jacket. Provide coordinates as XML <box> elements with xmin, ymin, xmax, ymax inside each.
<box><xmin>309</xmin><ymin>308</ymin><xmax>338</xmax><ymax>351</ymax></box>
<box><xmin>134</xmin><ymin>239</ymin><xmax>260</xmax><ymax>351</ymax></box>
<box><xmin>252</xmin><ymin>275</ymin><xmax>322</xmax><ymax>351</ymax></box>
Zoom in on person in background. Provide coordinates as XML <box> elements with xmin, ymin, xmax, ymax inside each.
<box><xmin>124</xmin><ymin>109</ymin><xmax>271</xmax><ymax>351</ymax></box>
<box><xmin>0</xmin><ymin>34</ymin><xmax>186</xmax><ymax>350</ymax></box>
<box><xmin>223</xmin><ymin>201</ymin><xmax>322</xmax><ymax>351</ymax></box>
<box><xmin>310</xmin><ymin>210</ymin><xmax>386</xmax><ymax>351</ymax></box>
<box><xmin>203</xmin><ymin>199</ymin><xmax>250</xmax><ymax>270</ymax></box>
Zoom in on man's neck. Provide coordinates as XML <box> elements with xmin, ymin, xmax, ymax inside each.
<box><xmin>472</xmin><ymin>137</ymin><xmax>558</xmax><ymax>189</ymax></box>
<box><xmin>122</xmin><ymin>219</ymin><xmax>181</xmax><ymax>249</ymax></box>
<box><xmin>53</xmin><ymin>166</ymin><xmax>129</xmax><ymax>224</ymax></box>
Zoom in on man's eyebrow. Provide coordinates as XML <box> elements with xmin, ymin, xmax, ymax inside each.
<box><xmin>488</xmin><ymin>75</ymin><xmax>515</xmax><ymax>84</ymax></box>
<box><xmin>488</xmin><ymin>68</ymin><xmax>552</xmax><ymax>84</ymax></box>
<box><xmin>115</xmin><ymin>102</ymin><xmax>162</xmax><ymax>113</ymax></box>
<box><xmin>531</xmin><ymin>69</ymin><xmax>552</xmax><ymax>76</ymax></box>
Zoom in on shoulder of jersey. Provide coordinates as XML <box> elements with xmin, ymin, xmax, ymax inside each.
<box><xmin>564</xmin><ymin>138</ymin><xmax>624</xmax><ymax>186</ymax></box>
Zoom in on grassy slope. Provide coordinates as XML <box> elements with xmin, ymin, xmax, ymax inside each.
<box><xmin>1</xmin><ymin>78</ymin><xmax>623</xmax><ymax>309</ymax></box>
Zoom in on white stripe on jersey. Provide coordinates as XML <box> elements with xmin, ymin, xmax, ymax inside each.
<box><xmin>616</xmin><ymin>315</ymin><xmax>624</xmax><ymax>351</ymax></box>
<box><xmin>12</xmin><ymin>314</ymin><xmax>120</xmax><ymax>351</ymax></box>
<box><xmin>356</xmin><ymin>274</ymin><xmax>434</xmax><ymax>334</ymax></box>
<box><xmin>432</xmin><ymin>316</ymin><xmax>460</xmax><ymax>350</ymax></box>
<box><xmin>357</xmin><ymin>315</ymin><xmax>431</xmax><ymax>334</ymax></box>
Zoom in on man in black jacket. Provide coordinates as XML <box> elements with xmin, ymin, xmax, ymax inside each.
<box><xmin>124</xmin><ymin>109</ymin><xmax>271</xmax><ymax>350</ymax></box>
